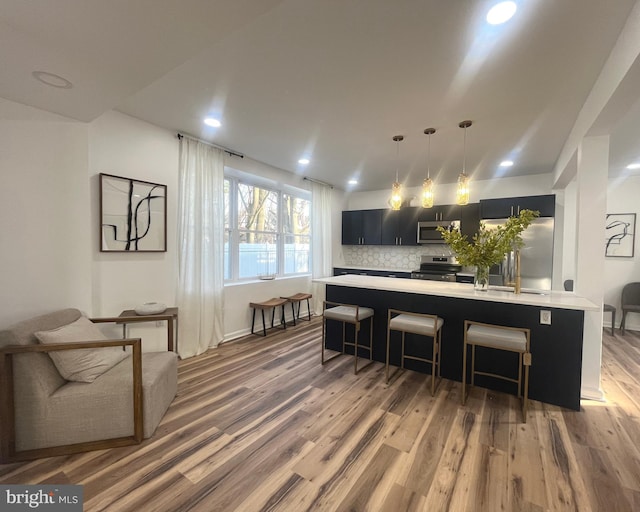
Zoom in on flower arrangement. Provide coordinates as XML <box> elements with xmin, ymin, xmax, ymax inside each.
<box><xmin>437</xmin><ymin>209</ymin><xmax>540</xmax><ymax>289</ymax></box>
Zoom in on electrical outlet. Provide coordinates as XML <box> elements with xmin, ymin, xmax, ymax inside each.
<box><xmin>540</xmin><ymin>310</ymin><xmax>551</xmax><ymax>325</ymax></box>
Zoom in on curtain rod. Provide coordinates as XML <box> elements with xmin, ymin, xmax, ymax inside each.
<box><xmin>303</xmin><ymin>176</ymin><xmax>334</xmax><ymax>189</ymax></box>
<box><xmin>176</xmin><ymin>133</ymin><xmax>244</xmax><ymax>159</ymax></box>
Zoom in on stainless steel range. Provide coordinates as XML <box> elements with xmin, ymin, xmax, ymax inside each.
<box><xmin>411</xmin><ymin>256</ymin><xmax>462</xmax><ymax>282</ymax></box>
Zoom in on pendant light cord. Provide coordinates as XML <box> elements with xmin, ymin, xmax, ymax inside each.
<box><xmin>395</xmin><ymin>140</ymin><xmax>400</xmax><ymax>182</ymax></box>
<box><xmin>462</xmin><ymin>125</ymin><xmax>467</xmax><ymax>174</ymax></box>
<box><xmin>427</xmin><ymin>133</ymin><xmax>431</xmax><ymax>180</ymax></box>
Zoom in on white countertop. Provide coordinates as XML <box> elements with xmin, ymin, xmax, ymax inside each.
<box><xmin>313</xmin><ymin>275</ymin><xmax>599</xmax><ymax>311</ymax></box>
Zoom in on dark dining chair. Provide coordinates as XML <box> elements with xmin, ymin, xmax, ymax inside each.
<box><xmin>621</xmin><ymin>282</ymin><xmax>640</xmax><ymax>334</ymax></box>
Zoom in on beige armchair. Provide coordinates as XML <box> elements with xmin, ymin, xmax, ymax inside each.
<box><xmin>0</xmin><ymin>308</ymin><xmax>178</xmax><ymax>463</ymax></box>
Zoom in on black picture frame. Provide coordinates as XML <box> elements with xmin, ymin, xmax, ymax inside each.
<box><xmin>605</xmin><ymin>213</ymin><xmax>635</xmax><ymax>258</ymax></box>
<box><xmin>99</xmin><ymin>173</ymin><xmax>167</xmax><ymax>252</ymax></box>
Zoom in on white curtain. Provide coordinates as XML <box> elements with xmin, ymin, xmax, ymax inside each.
<box><xmin>176</xmin><ymin>137</ymin><xmax>224</xmax><ymax>358</ymax></box>
<box><xmin>311</xmin><ymin>182</ymin><xmax>333</xmax><ymax>315</ymax></box>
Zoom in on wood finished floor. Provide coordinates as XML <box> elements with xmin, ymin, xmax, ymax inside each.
<box><xmin>1</xmin><ymin>318</ymin><xmax>639</xmax><ymax>511</ymax></box>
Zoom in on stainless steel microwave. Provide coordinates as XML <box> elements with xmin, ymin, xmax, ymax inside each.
<box><xmin>417</xmin><ymin>220</ymin><xmax>460</xmax><ymax>244</ymax></box>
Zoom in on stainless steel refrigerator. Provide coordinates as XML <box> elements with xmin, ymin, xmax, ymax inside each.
<box><xmin>485</xmin><ymin>217</ymin><xmax>554</xmax><ymax>290</ymax></box>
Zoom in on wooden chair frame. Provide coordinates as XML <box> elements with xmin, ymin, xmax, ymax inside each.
<box><xmin>0</xmin><ymin>337</ymin><xmax>143</xmax><ymax>463</ymax></box>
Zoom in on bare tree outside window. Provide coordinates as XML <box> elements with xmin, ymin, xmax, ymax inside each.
<box><xmin>224</xmin><ymin>176</ymin><xmax>311</xmax><ymax>280</ymax></box>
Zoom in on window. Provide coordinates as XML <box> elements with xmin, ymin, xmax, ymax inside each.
<box><xmin>224</xmin><ymin>175</ymin><xmax>311</xmax><ymax>281</ymax></box>
<box><xmin>283</xmin><ymin>194</ymin><xmax>310</xmax><ymax>274</ymax></box>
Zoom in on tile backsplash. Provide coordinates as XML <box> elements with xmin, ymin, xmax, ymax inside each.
<box><xmin>342</xmin><ymin>244</ymin><xmax>454</xmax><ymax>271</ymax></box>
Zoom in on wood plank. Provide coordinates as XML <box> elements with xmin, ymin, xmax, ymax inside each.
<box><xmin>1</xmin><ymin>321</ymin><xmax>639</xmax><ymax>512</ymax></box>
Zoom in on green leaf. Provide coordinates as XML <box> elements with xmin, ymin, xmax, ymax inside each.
<box><xmin>437</xmin><ymin>209</ymin><xmax>540</xmax><ymax>268</ymax></box>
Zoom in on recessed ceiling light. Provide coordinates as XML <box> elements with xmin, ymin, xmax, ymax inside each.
<box><xmin>499</xmin><ymin>160</ymin><xmax>514</xmax><ymax>167</ymax></box>
<box><xmin>626</xmin><ymin>163</ymin><xmax>640</xmax><ymax>169</ymax></box>
<box><xmin>203</xmin><ymin>117</ymin><xmax>221</xmax><ymax>127</ymax></box>
<box><xmin>32</xmin><ymin>71</ymin><xmax>73</xmax><ymax>89</ymax></box>
<box><xmin>486</xmin><ymin>1</ymin><xmax>517</xmax><ymax>25</ymax></box>
<box><xmin>298</xmin><ymin>158</ymin><xmax>310</xmax><ymax>165</ymax></box>
<box><xmin>348</xmin><ymin>179</ymin><xmax>358</xmax><ymax>185</ymax></box>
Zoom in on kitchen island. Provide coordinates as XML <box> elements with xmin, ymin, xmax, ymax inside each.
<box><xmin>314</xmin><ymin>275</ymin><xmax>598</xmax><ymax>411</ymax></box>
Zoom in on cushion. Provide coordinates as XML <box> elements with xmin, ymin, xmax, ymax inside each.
<box><xmin>323</xmin><ymin>305</ymin><xmax>374</xmax><ymax>322</ymax></box>
<box><xmin>35</xmin><ymin>316</ymin><xmax>128</xmax><ymax>383</ymax></box>
<box><xmin>389</xmin><ymin>314</ymin><xmax>443</xmax><ymax>336</ymax></box>
<box><xmin>466</xmin><ymin>324</ymin><xmax>527</xmax><ymax>352</ymax></box>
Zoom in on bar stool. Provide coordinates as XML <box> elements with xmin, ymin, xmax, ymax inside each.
<box><xmin>462</xmin><ymin>320</ymin><xmax>531</xmax><ymax>422</ymax></box>
<box><xmin>281</xmin><ymin>293</ymin><xmax>313</xmax><ymax>325</ymax></box>
<box><xmin>322</xmin><ymin>300</ymin><xmax>374</xmax><ymax>374</ymax></box>
<box><xmin>386</xmin><ymin>309</ymin><xmax>444</xmax><ymax>395</ymax></box>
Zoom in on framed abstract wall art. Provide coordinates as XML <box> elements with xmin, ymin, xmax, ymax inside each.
<box><xmin>605</xmin><ymin>213</ymin><xmax>635</xmax><ymax>258</ymax></box>
<box><xmin>100</xmin><ymin>173</ymin><xmax>167</xmax><ymax>252</ymax></box>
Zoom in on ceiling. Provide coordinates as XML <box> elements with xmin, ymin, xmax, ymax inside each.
<box><xmin>1</xmin><ymin>0</ymin><xmax>638</xmax><ymax>191</ymax></box>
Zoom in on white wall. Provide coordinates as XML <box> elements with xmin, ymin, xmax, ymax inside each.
<box><xmin>0</xmin><ymin>104</ymin><xmax>342</xmax><ymax>346</ymax></box>
<box><xmin>0</xmin><ymin>98</ymin><xmax>91</xmax><ymax>326</ymax></box>
<box><xmin>604</xmin><ymin>174</ymin><xmax>640</xmax><ymax>330</ymax></box>
<box><xmin>559</xmin><ymin>174</ymin><xmax>640</xmax><ymax>332</ymax></box>
<box><xmin>88</xmin><ymin>111</ymin><xmax>179</xmax><ymax>351</ymax></box>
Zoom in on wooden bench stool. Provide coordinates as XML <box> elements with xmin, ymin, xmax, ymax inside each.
<box><xmin>250</xmin><ymin>298</ymin><xmax>288</xmax><ymax>336</ymax></box>
<box><xmin>386</xmin><ymin>309</ymin><xmax>444</xmax><ymax>395</ymax></box>
<box><xmin>322</xmin><ymin>300</ymin><xmax>374</xmax><ymax>374</ymax></box>
<box><xmin>462</xmin><ymin>320</ymin><xmax>531</xmax><ymax>422</ymax></box>
<box><xmin>281</xmin><ymin>293</ymin><xmax>313</xmax><ymax>325</ymax></box>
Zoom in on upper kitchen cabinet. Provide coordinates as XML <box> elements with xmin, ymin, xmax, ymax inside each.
<box><xmin>459</xmin><ymin>203</ymin><xmax>480</xmax><ymax>238</ymax></box>
<box><xmin>417</xmin><ymin>204</ymin><xmax>459</xmax><ymax>222</ymax></box>
<box><xmin>381</xmin><ymin>207</ymin><xmax>420</xmax><ymax>246</ymax></box>
<box><xmin>342</xmin><ymin>209</ymin><xmax>382</xmax><ymax>245</ymax></box>
<box><xmin>479</xmin><ymin>194</ymin><xmax>556</xmax><ymax>219</ymax></box>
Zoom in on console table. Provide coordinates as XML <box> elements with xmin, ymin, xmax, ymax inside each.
<box><xmin>117</xmin><ymin>308</ymin><xmax>179</xmax><ymax>352</ymax></box>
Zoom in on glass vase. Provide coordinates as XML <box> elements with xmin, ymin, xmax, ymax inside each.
<box><xmin>474</xmin><ymin>265</ymin><xmax>489</xmax><ymax>291</ymax></box>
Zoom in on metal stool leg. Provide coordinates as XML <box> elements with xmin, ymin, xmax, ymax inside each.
<box><xmin>262</xmin><ymin>310</ymin><xmax>267</xmax><ymax>336</ymax></box>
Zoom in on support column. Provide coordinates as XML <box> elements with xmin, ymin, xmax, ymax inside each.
<box><xmin>575</xmin><ymin>135</ymin><xmax>608</xmax><ymax>401</ymax></box>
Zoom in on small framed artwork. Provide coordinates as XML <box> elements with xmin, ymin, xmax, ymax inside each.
<box><xmin>100</xmin><ymin>173</ymin><xmax>167</xmax><ymax>252</ymax></box>
<box><xmin>605</xmin><ymin>213</ymin><xmax>635</xmax><ymax>258</ymax></box>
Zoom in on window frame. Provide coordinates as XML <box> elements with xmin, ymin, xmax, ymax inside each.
<box><xmin>224</xmin><ymin>172</ymin><xmax>311</xmax><ymax>282</ymax></box>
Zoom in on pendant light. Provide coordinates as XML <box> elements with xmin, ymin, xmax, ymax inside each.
<box><xmin>456</xmin><ymin>120</ymin><xmax>472</xmax><ymax>205</ymax></box>
<box><xmin>389</xmin><ymin>135</ymin><xmax>404</xmax><ymax>210</ymax></box>
<box><xmin>422</xmin><ymin>128</ymin><xmax>436</xmax><ymax>208</ymax></box>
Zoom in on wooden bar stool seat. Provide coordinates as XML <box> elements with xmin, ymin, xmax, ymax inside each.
<box><xmin>281</xmin><ymin>292</ymin><xmax>313</xmax><ymax>325</ymax></box>
<box><xmin>322</xmin><ymin>301</ymin><xmax>374</xmax><ymax>374</ymax></box>
<box><xmin>250</xmin><ymin>298</ymin><xmax>288</xmax><ymax>336</ymax></box>
<box><xmin>462</xmin><ymin>320</ymin><xmax>531</xmax><ymax>422</ymax></box>
<box><xmin>386</xmin><ymin>309</ymin><xmax>444</xmax><ymax>395</ymax></box>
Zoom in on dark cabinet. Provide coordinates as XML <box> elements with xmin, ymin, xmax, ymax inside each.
<box><xmin>417</xmin><ymin>204</ymin><xmax>459</xmax><ymax>222</ymax></box>
<box><xmin>342</xmin><ymin>210</ymin><xmax>382</xmax><ymax>245</ymax></box>
<box><xmin>459</xmin><ymin>203</ymin><xmax>480</xmax><ymax>239</ymax></box>
<box><xmin>381</xmin><ymin>207</ymin><xmax>420</xmax><ymax>246</ymax></box>
<box><xmin>333</xmin><ymin>267</ymin><xmax>411</xmax><ymax>278</ymax></box>
<box><xmin>479</xmin><ymin>194</ymin><xmax>555</xmax><ymax>219</ymax></box>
